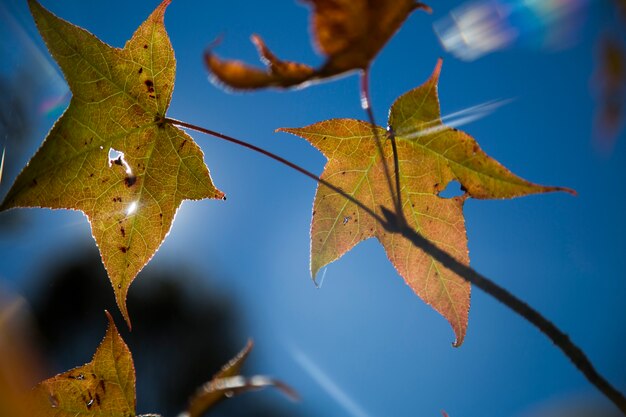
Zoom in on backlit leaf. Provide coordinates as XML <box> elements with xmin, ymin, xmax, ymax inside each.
<box><xmin>31</xmin><ymin>312</ymin><xmax>135</xmax><ymax>417</ymax></box>
<box><xmin>205</xmin><ymin>0</ymin><xmax>431</xmax><ymax>90</ymax></box>
<box><xmin>280</xmin><ymin>60</ymin><xmax>574</xmax><ymax>345</ymax></box>
<box><xmin>0</xmin><ymin>0</ymin><xmax>224</xmax><ymax>326</ymax></box>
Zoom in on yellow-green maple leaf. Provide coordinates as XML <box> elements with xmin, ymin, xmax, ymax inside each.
<box><xmin>280</xmin><ymin>60</ymin><xmax>574</xmax><ymax>345</ymax></box>
<box><xmin>0</xmin><ymin>0</ymin><xmax>223</xmax><ymax>326</ymax></box>
<box><xmin>31</xmin><ymin>312</ymin><xmax>135</xmax><ymax>417</ymax></box>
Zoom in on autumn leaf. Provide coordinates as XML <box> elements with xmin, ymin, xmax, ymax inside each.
<box><xmin>280</xmin><ymin>60</ymin><xmax>574</xmax><ymax>345</ymax></box>
<box><xmin>205</xmin><ymin>0</ymin><xmax>431</xmax><ymax>90</ymax></box>
<box><xmin>183</xmin><ymin>340</ymin><xmax>298</xmax><ymax>417</ymax></box>
<box><xmin>0</xmin><ymin>0</ymin><xmax>223</xmax><ymax>326</ymax></box>
<box><xmin>30</xmin><ymin>312</ymin><xmax>136</xmax><ymax>417</ymax></box>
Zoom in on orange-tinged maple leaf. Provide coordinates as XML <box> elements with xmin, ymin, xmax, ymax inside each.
<box><xmin>280</xmin><ymin>60</ymin><xmax>574</xmax><ymax>345</ymax></box>
<box><xmin>31</xmin><ymin>312</ymin><xmax>136</xmax><ymax>417</ymax></box>
<box><xmin>205</xmin><ymin>0</ymin><xmax>431</xmax><ymax>90</ymax></box>
<box><xmin>0</xmin><ymin>0</ymin><xmax>224</xmax><ymax>327</ymax></box>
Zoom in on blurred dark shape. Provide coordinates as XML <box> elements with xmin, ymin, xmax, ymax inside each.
<box><xmin>615</xmin><ymin>0</ymin><xmax>626</xmax><ymax>21</ymax></box>
<box><xmin>592</xmin><ymin>0</ymin><xmax>626</xmax><ymax>151</ymax></box>
<box><xmin>28</xmin><ymin>247</ymin><xmax>302</xmax><ymax>417</ymax></box>
<box><xmin>520</xmin><ymin>397</ymin><xmax>623</xmax><ymax>417</ymax></box>
<box><xmin>594</xmin><ymin>34</ymin><xmax>626</xmax><ymax>150</ymax></box>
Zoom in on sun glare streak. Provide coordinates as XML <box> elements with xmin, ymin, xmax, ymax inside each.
<box><xmin>0</xmin><ymin>147</ymin><xmax>5</xmax><ymax>185</ymax></box>
<box><xmin>0</xmin><ymin>2</ymin><xmax>69</xmax><ymax>117</ymax></box>
<box><xmin>396</xmin><ymin>98</ymin><xmax>513</xmax><ymax>140</ymax></box>
<box><xmin>126</xmin><ymin>201</ymin><xmax>138</xmax><ymax>216</ymax></box>
<box><xmin>0</xmin><ymin>3</ymin><xmax>66</xmax><ymax>87</ymax></box>
<box><xmin>287</xmin><ymin>344</ymin><xmax>373</xmax><ymax>417</ymax></box>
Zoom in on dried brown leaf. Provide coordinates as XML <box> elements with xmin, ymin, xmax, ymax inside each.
<box><xmin>205</xmin><ymin>0</ymin><xmax>431</xmax><ymax>90</ymax></box>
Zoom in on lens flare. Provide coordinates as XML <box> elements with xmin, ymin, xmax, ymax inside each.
<box><xmin>0</xmin><ymin>147</ymin><xmax>5</xmax><ymax>185</ymax></box>
<box><xmin>396</xmin><ymin>98</ymin><xmax>513</xmax><ymax>140</ymax></box>
<box><xmin>38</xmin><ymin>92</ymin><xmax>70</xmax><ymax>118</ymax></box>
<box><xmin>434</xmin><ymin>0</ymin><xmax>590</xmax><ymax>61</ymax></box>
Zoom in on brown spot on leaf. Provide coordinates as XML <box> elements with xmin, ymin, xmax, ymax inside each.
<box><xmin>138</xmin><ymin>67</ymin><xmax>143</xmax><ymax>74</ymax></box>
<box><xmin>144</xmin><ymin>80</ymin><xmax>154</xmax><ymax>93</ymax></box>
<box><xmin>119</xmin><ymin>246</ymin><xmax>128</xmax><ymax>253</ymax></box>
<box><xmin>120</xmin><ymin>227</ymin><xmax>125</xmax><ymax>237</ymax></box>
<box><xmin>124</xmin><ymin>176</ymin><xmax>137</xmax><ymax>187</ymax></box>
<box><xmin>143</xmin><ymin>44</ymin><xmax>148</xmax><ymax>49</ymax></box>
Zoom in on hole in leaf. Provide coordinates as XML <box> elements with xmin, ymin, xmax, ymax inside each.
<box><xmin>108</xmin><ymin>148</ymin><xmax>132</xmax><ymax>175</ymax></box>
<box><xmin>438</xmin><ymin>180</ymin><xmax>465</xmax><ymax>198</ymax></box>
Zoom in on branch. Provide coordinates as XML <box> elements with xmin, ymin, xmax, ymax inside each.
<box><xmin>165</xmin><ymin>117</ymin><xmax>626</xmax><ymax>415</ymax></box>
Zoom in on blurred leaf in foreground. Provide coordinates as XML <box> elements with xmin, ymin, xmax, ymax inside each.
<box><xmin>183</xmin><ymin>340</ymin><xmax>298</xmax><ymax>417</ymax></box>
<box><xmin>205</xmin><ymin>0</ymin><xmax>431</xmax><ymax>89</ymax></box>
<box><xmin>31</xmin><ymin>312</ymin><xmax>135</xmax><ymax>417</ymax></box>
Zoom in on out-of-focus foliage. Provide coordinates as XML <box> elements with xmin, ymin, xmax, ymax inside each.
<box><xmin>205</xmin><ymin>0</ymin><xmax>431</xmax><ymax>89</ymax></box>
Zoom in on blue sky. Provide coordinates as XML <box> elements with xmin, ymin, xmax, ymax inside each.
<box><xmin>0</xmin><ymin>0</ymin><xmax>625</xmax><ymax>416</ymax></box>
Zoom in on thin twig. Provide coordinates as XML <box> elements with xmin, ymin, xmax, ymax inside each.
<box><xmin>382</xmin><ymin>209</ymin><xmax>626</xmax><ymax>414</ymax></box>
<box><xmin>163</xmin><ymin>117</ymin><xmax>384</xmax><ymax>224</ymax></box>
<box><xmin>166</xmin><ymin>117</ymin><xmax>626</xmax><ymax>415</ymax></box>
<box><xmin>359</xmin><ymin>70</ymin><xmax>405</xmax><ymax>225</ymax></box>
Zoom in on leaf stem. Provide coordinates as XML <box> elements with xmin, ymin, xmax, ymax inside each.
<box><xmin>163</xmin><ymin>117</ymin><xmax>384</xmax><ymax>224</ymax></box>
<box><xmin>165</xmin><ymin>117</ymin><xmax>626</xmax><ymax>415</ymax></box>
<box><xmin>359</xmin><ymin>70</ymin><xmax>405</xmax><ymax>226</ymax></box>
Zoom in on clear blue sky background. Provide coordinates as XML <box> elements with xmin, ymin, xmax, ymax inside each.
<box><xmin>0</xmin><ymin>0</ymin><xmax>625</xmax><ymax>416</ymax></box>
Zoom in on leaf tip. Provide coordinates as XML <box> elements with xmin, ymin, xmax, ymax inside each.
<box><xmin>414</xmin><ymin>2</ymin><xmax>433</xmax><ymax>14</ymax></box>
<box><xmin>560</xmin><ymin>186</ymin><xmax>578</xmax><ymax>196</ymax></box>
<box><xmin>113</xmin><ymin>287</ymin><xmax>133</xmax><ymax>331</ymax></box>
<box><xmin>432</xmin><ymin>57</ymin><xmax>443</xmax><ymax>82</ymax></box>
<box><xmin>103</xmin><ymin>309</ymin><xmax>120</xmax><ymax>333</ymax></box>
